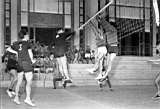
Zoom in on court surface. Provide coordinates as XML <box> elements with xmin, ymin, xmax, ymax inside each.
<box><xmin>1</xmin><ymin>85</ymin><xmax>160</xmax><ymax>109</ymax></box>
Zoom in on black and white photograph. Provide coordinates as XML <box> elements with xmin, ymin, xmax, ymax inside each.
<box><xmin>0</xmin><ymin>0</ymin><xmax>160</xmax><ymax>109</ymax></box>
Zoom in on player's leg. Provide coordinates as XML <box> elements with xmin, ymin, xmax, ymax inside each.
<box><xmin>56</xmin><ymin>57</ymin><xmax>67</xmax><ymax>88</ymax></box>
<box><xmin>61</xmin><ymin>56</ymin><xmax>72</xmax><ymax>88</ymax></box>
<box><xmin>87</xmin><ymin>49</ymin><xmax>99</xmax><ymax>74</ymax></box>
<box><xmin>53</xmin><ymin>60</ymin><xmax>61</xmax><ymax>89</ymax></box>
<box><xmin>152</xmin><ymin>72</ymin><xmax>160</xmax><ymax>99</ymax></box>
<box><xmin>95</xmin><ymin>46</ymin><xmax>107</xmax><ymax>80</ymax></box>
<box><xmin>14</xmin><ymin>71</ymin><xmax>24</xmax><ymax>104</ymax></box>
<box><xmin>56</xmin><ymin>57</ymin><xmax>65</xmax><ymax>77</ymax></box>
<box><xmin>61</xmin><ymin>56</ymin><xmax>71</xmax><ymax>80</ymax></box>
<box><xmin>155</xmin><ymin>73</ymin><xmax>160</xmax><ymax>94</ymax></box>
<box><xmin>102</xmin><ymin>53</ymin><xmax>116</xmax><ymax>79</ymax></box>
<box><xmin>24</xmin><ymin>71</ymin><xmax>35</xmax><ymax>106</ymax></box>
<box><xmin>7</xmin><ymin>69</ymin><xmax>17</xmax><ymax>97</ymax></box>
<box><xmin>106</xmin><ymin>76</ymin><xmax>113</xmax><ymax>91</ymax></box>
<box><xmin>95</xmin><ymin>55</ymin><xmax>104</xmax><ymax>80</ymax></box>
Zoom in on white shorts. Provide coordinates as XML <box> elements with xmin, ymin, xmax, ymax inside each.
<box><xmin>85</xmin><ymin>53</ymin><xmax>91</xmax><ymax>58</ymax></box>
<box><xmin>97</xmin><ymin>46</ymin><xmax>107</xmax><ymax>55</ymax></box>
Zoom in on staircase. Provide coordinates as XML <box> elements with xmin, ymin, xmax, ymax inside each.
<box><xmin>69</xmin><ymin>56</ymin><xmax>159</xmax><ymax>86</ymax></box>
<box><xmin>1</xmin><ymin>56</ymin><xmax>159</xmax><ymax>87</ymax></box>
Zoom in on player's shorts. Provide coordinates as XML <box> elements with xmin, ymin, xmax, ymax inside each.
<box><xmin>108</xmin><ymin>46</ymin><xmax>118</xmax><ymax>54</ymax></box>
<box><xmin>85</xmin><ymin>53</ymin><xmax>91</xmax><ymax>58</ymax></box>
<box><xmin>18</xmin><ymin>61</ymin><xmax>33</xmax><ymax>72</ymax></box>
<box><xmin>97</xmin><ymin>46</ymin><xmax>107</xmax><ymax>55</ymax></box>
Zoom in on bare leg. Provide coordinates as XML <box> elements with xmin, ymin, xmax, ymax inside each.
<box><xmin>152</xmin><ymin>72</ymin><xmax>160</xmax><ymax>99</ymax></box>
<box><xmin>14</xmin><ymin>72</ymin><xmax>24</xmax><ymax>104</ymax></box>
<box><xmin>87</xmin><ymin>52</ymin><xmax>103</xmax><ymax>74</ymax></box>
<box><xmin>56</xmin><ymin>58</ymin><xmax>65</xmax><ymax>77</ymax></box>
<box><xmin>95</xmin><ymin>56</ymin><xmax>104</xmax><ymax>79</ymax></box>
<box><xmin>6</xmin><ymin>69</ymin><xmax>17</xmax><ymax>97</ymax></box>
<box><xmin>155</xmin><ymin>73</ymin><xmax>160</xmax><ymax>95</ymax></box>
<box><xmin>61</xmin><ymin>56</ymin><xmax>70</xmax><ymax>80</ymax></box>
<box><xmin>24</xmin><ymin>71</ymin><xmax>35</xmax><ymax>106</ymax></box>
<box><xmin>102</xmin><ymin>53</ymin><xmax>116</xmax><ymax>79</ymax></box>
<box><xmin>9</xmin><ymin>69</ymin><xmax>17</xmax><ymax>91</ymax></box>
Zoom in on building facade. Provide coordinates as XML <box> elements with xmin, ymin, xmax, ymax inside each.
<box><xmin>0</xmin><ymin>0</ymin><xmax>159</xmax><ymax>61</ymax></box>
<box><xmin>84</xmin><ymin>0</ymin><xmax>159</xmax><ymax>56</ymax></box>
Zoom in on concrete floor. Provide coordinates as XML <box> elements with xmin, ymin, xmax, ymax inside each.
<box><xmin>0</xmin><ymin>85</ymin><xmax>160</xmax><ymax>109</ymax></box>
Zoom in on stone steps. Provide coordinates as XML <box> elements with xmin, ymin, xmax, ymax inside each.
<box><xmin>1</xmin><ymin>56</ymin><xmax>160</xmax><ymax>87</ymax></box>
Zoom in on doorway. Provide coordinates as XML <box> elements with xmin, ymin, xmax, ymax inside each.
<box><xmin>35</xmin><ymin>28</ymin><xmax>57</xmax><ymax>45</ymax></box>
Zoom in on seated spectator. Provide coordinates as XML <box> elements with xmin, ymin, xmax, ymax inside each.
<box><xmin>90</xmin><ymin>50</ymin><xmax>95</xmax><ymax>64</ymax></box>
<box><xmin>73</xmin><ymin>48</ymin><xmax>79</xmax><ymax>64</ymax></box>
<box><xmin>78</xmin><ymin>47</ymin><xmax>85</xmax><ymax>64</ymax></box>
<box><xmin>85</xmin><ymin>45</ymin><xmax>91</xmax><ymax>64</ymax></box>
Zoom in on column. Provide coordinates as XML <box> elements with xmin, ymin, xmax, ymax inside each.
<box><xmin>11</xmin><ymin>0</ymin><xmax>21</xmax><ymax>44</ymax></box>
<box><xmin>0</xmin><ymin>0</ymin><xmax>4</xmax><ymax>71</ymax></box>
<box><xmin>74</xmin><ymin>0</ymin><xmax>80</xmax><ymax>50</ymax></box>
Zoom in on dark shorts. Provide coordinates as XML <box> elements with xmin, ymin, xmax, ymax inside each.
<box><xmin>6</xmin><ymin>59</ymin><xmax>19</xmax><ymax>72</ymax></box>
<box><xmin>108</xmin><ymin>46</ymin><xmax>118</xmax><ymax>54</ymax></box>
<box><xmin>18</xmin><ymin>61</ymin><xmax>33</xmax><ymax>72</ymax></box>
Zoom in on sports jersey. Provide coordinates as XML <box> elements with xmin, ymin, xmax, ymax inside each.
<box><xmin>11</xmin><ymin>41</ymin><xmax>32</xmax><ymax>62</ymax></box>
<box><xmin>54</xmin><ymin>31</ymin><xmax>75</xmax><ymax>58</ymax></box>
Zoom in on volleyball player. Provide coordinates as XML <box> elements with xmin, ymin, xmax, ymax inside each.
<box><xmin>7</xmin><ymin>30</ymin><xmax>36</xmax><ymax>106</ymax></box>
<box><xmin>2</xmin><ymin>51</ymin><xmax>18</xmax><ymax>98</ymax></box>
<box><xmin>152</xmin><ymin>0</ymin><xmax>160</xmax><ymax>99</ymax></box>
<box><xmin>152</xmin><ymin>43</ymin><xmax>160</xmax><ymax>99</ymax></box>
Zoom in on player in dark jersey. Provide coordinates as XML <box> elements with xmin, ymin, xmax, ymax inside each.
<box><xmin>54</xmin><ymin>29</ymin><xmax>75</xmax><ymax>88</ymax></box>
<box><xmin>2</xmin><ymin>50</ymin><xmax>18</xmax><ymax>98</ymax></box>
<box><xmin>7</xmin><ymin>30</ymin><xmax>35</xmax><ymax>106</ymax></box>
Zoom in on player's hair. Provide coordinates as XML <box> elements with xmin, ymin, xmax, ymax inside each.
<box><xmin>18</xmin><ymin>29</ymin><xmax>27</xmax><ymax>39</ymax></box>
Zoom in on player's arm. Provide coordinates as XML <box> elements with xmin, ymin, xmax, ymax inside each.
<box><xmin>65</xmin><ymin>31</ymin><xmax>75</xmax><ymax>40</ymax></box>
<box><xmin>6</xmin><ymin>47</ymin><xmax>18</xmax><ymax>55</ymax></box>
<box><xmin>153</xmin><ymin>0</ymin><xmax>159</xmax><ymax>26</ymax></box>
<box><xmin>28</xmin><ymin>49</ymin><xmax>35</xmax><ymax>64</ymax></box>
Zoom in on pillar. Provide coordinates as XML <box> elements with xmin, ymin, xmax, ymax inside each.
<box><xmin>11</xmin><ymin>0</ymin><xmax>21</xmax><ymax>44</ymax></box>
<box><xmin>0</xmin><ymin>0</ymin><xmax>4</xmax><ymax>71</ymax></box>
<box><xmin>74</xmin><ymin>0</ymin><xmax>80</xmax><ymax>50</ymax></box>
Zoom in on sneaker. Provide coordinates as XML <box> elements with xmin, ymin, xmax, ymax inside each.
<box><xmin>24</xmin><ymin>99</ymin><xmax>36</xmax><ymax>107</ymax></box>
<box><xmin>62</xmin><ymin>79</ymin><xmax>65</xmax><ymax>85</ymax></box>
<box><xmin>63</xmin><ymin>81</ymin><xmax>67</xmax><ymax>88</ymax></box>
<box><xmin>6</xmin><ymin>90</ymin><xmax>13</xmax><ymax>98</ymax></box>
<box><xmin>65</xmin><ymin>79</ymin><xmax>72</xmax><ymax>83</ymax></box>
<box><xmin>97</xmin><ymin>80</ymin><xmax>102</xmax><ymax>84</ymax></box>
<box><xmin>152</xmin><ymin>94</ymin><xmax>160</xmax><ymax>99</ymax></box>
<box><xmin>86</xmin><ymin>69</ymin><xmax>95</xmax><ymax>74</ymax></box>
<box><xmin>109</xmin><ymin>88</ymin><xmax>114</xmax><ymax>91</ymax></box>
<box><xmin>99</xmin><ymin>77</ymin><xmax>108</xmax><ymax>82</ymax></box>
<box><xmin>95</xmin><ymin>74</ymin><xmax>103</xmax><ymax>80</ymax></box>
<box><xmin>13</xmin><ymin>98</ymin><xmax>21</xmax><ymax>105</ymax></box>
<box><xmin>11</xmin><ymin>91</ymin><xmax>16</xmax><ymax>96</ymax></box>
<box><xmin>99</xmin><ymin>84</ymin><xmax>103</xmax><ymax>88</ymax></box>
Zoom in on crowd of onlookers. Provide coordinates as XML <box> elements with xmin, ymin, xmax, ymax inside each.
<box><xmin>30</xmin><ymin>41</ymin><xmax>95</xmax><ymax>64</ymax></box>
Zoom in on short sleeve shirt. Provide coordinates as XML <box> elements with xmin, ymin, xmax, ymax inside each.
<box><xmin>11</xmin><ymin>41</ymin><xmax>32</xmax><ymax>62</ymax></box>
